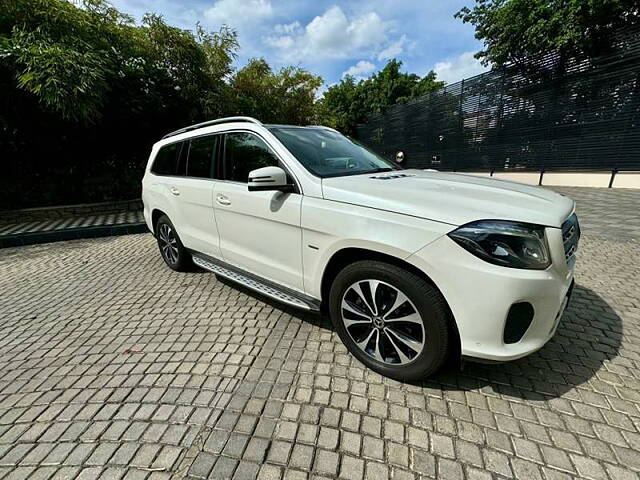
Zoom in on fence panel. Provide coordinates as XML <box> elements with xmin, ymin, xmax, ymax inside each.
<box><xmin>356</xmin><ymin>27</ymin><xmax>640</xmax><ymax>172</ymax></box>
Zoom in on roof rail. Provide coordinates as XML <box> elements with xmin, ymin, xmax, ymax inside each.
<box><xmin>162</xmin><ymin>116</ymin><xmax>262</xmax><ymax>139</ymax></box>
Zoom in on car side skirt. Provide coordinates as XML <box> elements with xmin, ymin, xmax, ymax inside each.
<box><xmin>190</xmin><ymin>250</ymin><xmax>321</xmax><ymax>312</ymax></box>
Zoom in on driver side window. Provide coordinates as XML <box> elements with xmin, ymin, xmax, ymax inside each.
<box><xmin>223</xmin><ymin>132</ymin><xmax>279</xmax><ymax>183</ymax></box>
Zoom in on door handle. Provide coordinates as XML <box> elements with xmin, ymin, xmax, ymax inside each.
<box><xmin>170</xmin><ymin>187</ymin><xmax>180</xmax><ymax>196</ymax></box>
<box><xmin>216</xmin><ymin>194</ymin><xmax>231</xmax><ymax>206</ymax></box>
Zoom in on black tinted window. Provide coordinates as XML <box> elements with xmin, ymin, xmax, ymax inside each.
<box><xmin>151</xmin><ymin>142</ymin><xmax>182</xmax><ymax>175</ymax></box>
<box><xmin>224</xmin><ymin>132</ymin><xmax>279</xmax><ymax>182</ymax></box>
<box><xmin>187</xmin><ymin>135</ymin><xmax>217</xmax><ymax>178</ymax></box>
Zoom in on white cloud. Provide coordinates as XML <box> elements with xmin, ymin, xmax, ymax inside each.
<box><xmin>204</xmin><ymin>0</ymin><xmax>273</xmax><ymax>27</ymax></box>
<box><xmin>267</xmin><ymin>35</ymin><xmax>294</xmax><ymax>50</ymax></box>
<box><xmin>274</xmin><ymin>21</ymin><xmax>301</xmax><ymax>35</ymax></box>
<box><xmin>304</xmin><ymin>6</ymin><xmax>351</xmax><ymax>53</ymax></box>
<box><xmin>346</xmin><ymin>12</ymin><xmax>386</xmax><ymax>49</ymax></box>
<box><xmin>265</xmin><ymin>5</ymin><xmax>400</xmax><ymax>62</ymax></box>
<box><xmin>342</xmin><ymin>60</ymin><xmax>375</xmax><ymax>78</ymax></box>
<box><xmin>433</xmin><ymin>51</ymin><xmax>489</xmax><ymax>84</ymax></box>
<box><xmin>377</xmin><ymin>34</ymin><xmax>407</xmax><ymax>60</ymax></box>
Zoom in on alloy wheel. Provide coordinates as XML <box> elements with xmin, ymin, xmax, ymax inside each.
<box><xmin>341</xmin><ymin>279</ymin><xmax>425</xmax><ymax>365</ymax></box>
<box><xmin>159</xmin><ymin>223</ymin><xmax>179</xmax><ymax>264</ymax></box>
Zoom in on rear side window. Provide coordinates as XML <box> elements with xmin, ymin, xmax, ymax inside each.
<box><xmin>187</xmin><ymin>135</ymin><xmax>217</xmax><ymax>178</ymax></box>
<box><xmin>223</xmin><ymin>132</ymin><xmax>279</xmax><ymax>182</ymax></box>
<box><xmin>151</xmin><ymin>142</ymin><xmax>182</xmax><ymax>176</ymax></box>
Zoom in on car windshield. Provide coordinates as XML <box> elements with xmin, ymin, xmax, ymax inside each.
<box><xmin>268</xmin><ymin>126</ymin><xmax>400</xmax><ymax>178</ymax></box>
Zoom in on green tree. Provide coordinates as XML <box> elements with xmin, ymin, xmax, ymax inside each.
<box><xmin>0</xmin><ymin>0</ymin><xmax>322</xmax><ymax>209</ymax></box>
<box><xmin>0</xmin><ymin>0</ymin><xmax>239</xmax><ymax>122</ymax></box>
<box><xmin>456</xmin><ymin>0</ymin><xmax>640</xmax><ymax>67</ymax></box>
<box><xmin>1</xmin><ymin>0</ymin><xmax>128</xmax><ymax>121</ymax></box>
<box><xmin>317</xmin><ymin>59</ymin><xmax>444</xmax><ymax>134</ymax></box>
<box><xmin>228</xmin><ymin>58</ymin><xmax>323</xmax><ymax>124</ymax></box>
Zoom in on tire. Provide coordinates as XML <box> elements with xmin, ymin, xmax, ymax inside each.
<box><xmin>155</xmin><ymin>215</ymin><xmax>193</xmax><ymax>272</ymax></box>
<box><xmin>329</xmin><ymin>260</ymin><xmax>450</xmax><ymax>381</ymax></box>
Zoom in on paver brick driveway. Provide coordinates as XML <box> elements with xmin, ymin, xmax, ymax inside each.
<box><xmin>0</xmin><ymin>187</ymin><xmax>639</xmax><ymax>480</ymax></box>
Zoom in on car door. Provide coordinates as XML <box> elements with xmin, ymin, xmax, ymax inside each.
<box><xmin>168</xmin><ymin>134</ymin><xmax>222</xmax><ymax>258</ymax></box>
<box><xmin>214</xmin><ymin>131</ymin><xmax>304</xmax><ymax>292</ymax></box>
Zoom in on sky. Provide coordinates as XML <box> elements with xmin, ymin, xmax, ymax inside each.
<box><xmin>110</xmin><ymin>0</ymin><xmax>489</xmax><ymax>88</ymax></box>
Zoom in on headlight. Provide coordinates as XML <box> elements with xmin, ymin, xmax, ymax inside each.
<box><xmin>448</xmin><ymin>220</ymin><xmax>550</xmax><ymax>270</ymax></box>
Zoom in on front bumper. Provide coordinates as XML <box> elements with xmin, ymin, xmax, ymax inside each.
<box><xmin>408</xmin><ymin>226</ymin><xmax>574</xmax><ymax>362</ymax></box>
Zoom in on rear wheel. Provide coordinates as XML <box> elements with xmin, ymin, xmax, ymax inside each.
<box><xmin>329</xmin><ymin>260</ymin><xmax>450</xmax><ymax>381</ymax></box>
<box><xmin>155</xmin><ymin>215</ymin><xmax>192</xmax><ymax>271</ymax></box>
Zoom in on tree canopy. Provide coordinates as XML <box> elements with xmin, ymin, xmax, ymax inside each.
<box><xmin>1</xmin><ymin>0</ymin><xmax>241</xmax><ymax>123</ymax></box>
<box><xmin>0</xmin><ymin>0</ymin><xmax>326</xmax><ymax>126</ymax></box>
<box><xmin>456</xmin><ymin>0</ymin><xmax>640</xmax><ymax>67</ymax></box>
<box><xmin>0</xmin><ymin>0</ymin><xmax>324</xmax><ymax>208</ymax></box>
<box><xmin>317</xmin><ymin>59</ymin><xmax>445</xmax><ymax>135</ymax></box>
<box><xmin>229</xmin><ymin>58</ymin><xmax>323</xmax><ymax>125</ymax></box>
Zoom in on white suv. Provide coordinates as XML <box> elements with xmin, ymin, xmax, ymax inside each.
<box><xmin>142</xmin><ymin>117</ymin><xmax>579</xmax><ymax>380</ymax></box>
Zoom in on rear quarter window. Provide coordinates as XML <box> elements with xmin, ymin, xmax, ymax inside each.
<box><xmin>151</xmin><ymin>142</ymin><xmax>183</xmax><ymax>176</ymax></box>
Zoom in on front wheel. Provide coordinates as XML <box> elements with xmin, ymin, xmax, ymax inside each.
<box><xmin>329</xmin><ymin>261</ymin><xmax>450</xmax><ymax>381</ymax></box>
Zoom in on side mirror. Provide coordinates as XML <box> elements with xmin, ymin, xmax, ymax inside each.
<box><xmin>395</xmin><ymin>151</ymin><xmax>405</xmax><ymax>164</ymax></box>
<box><xmin>248</xmin><ymin>166</ymin><xmax>294</xmax><ymax>192</ymax></box>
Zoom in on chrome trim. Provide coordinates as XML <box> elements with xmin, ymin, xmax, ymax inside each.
<box><xmin>561</xmin><ymin>213</ymin><xmax>580</xmax><ymax>263</ymax></box>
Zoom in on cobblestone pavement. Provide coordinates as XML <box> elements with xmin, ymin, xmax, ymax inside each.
<box><xmin>0</xmin><ymin>188</ymin><xmax>639</xmax><ymax>480</ymax></box>
<box><xmin>551</xmin><ymin>187</ymin><xmax>640</xmax><ymax>241</ymax></box>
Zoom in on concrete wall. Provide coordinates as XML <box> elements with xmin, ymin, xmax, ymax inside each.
<box><xmin>543</xmin><ymin>173</ymin><xmax>612</xmax><ymax>187</ymax></box>
<box><xmin>492</xmin><ymin>172</ymin><xmax>540</xmax><ymax>185</ymax></box>
<box><xmin>462</xmin><ymin>171</ymin><xmax>640</xmax><ymax>189</ymax></box>
<box><xmin>614</xmin><ymin>172</ymin><xmax>640</xmax><ymax>189</ymax></box>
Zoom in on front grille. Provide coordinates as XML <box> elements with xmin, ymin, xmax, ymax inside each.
<box><xmin>561</xmin><ymin>213</ymin><xmax>581</xmax><ymax>263</ymax></box>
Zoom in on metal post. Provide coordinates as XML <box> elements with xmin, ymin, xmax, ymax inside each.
<box><xmin>455</xmin><ymin>79</ymin><xmax>465</xmax><ymax>173</ymax></box>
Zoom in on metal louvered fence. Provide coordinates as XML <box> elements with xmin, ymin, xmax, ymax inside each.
<box><xmin>355</xmin><ymin>28</ymin><xmax>640</xmax><ymax>174</ymax></box>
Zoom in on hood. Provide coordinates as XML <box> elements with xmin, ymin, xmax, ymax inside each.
<box><xmin>321</xmin><ymin>170</ymin><xmax>575</xmax><ymax>228</ymax></box>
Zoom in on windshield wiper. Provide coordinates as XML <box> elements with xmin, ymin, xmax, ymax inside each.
<box><xmin>325</xmin><ymin>167</ymin><xmax>399</xmax><ymax>178</ymax></box>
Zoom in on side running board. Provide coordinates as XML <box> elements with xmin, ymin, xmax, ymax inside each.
<box><xmin>192</xmin><ymin>253</ymin><xmax>320</xmax><ymax>311</ymax></box>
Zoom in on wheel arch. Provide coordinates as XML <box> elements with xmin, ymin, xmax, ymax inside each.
<box><xmin>151</xmin><ymin>208</ymin><xmax>168</xmax><ymax>235</ymax></box>
<box><xmin>320</xmin><ymin>247</ymin><xmax>461</xmax><ymax>361</ymax></box>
